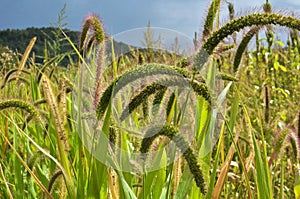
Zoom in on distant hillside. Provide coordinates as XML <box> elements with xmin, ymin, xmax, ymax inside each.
<box><xmin>0</xmin><ymin>27</ymin><xmax>132</xmax><ymax>65</ymax></box>
<box><xmin>0</xmin><ymin>27</ymin><xmax>79</xmax><ymax>65</ymax></box>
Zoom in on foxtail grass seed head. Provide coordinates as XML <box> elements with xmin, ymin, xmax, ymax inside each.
<box><xmin>287</xmin><ymin>132</ymin><xmax>300</xmax><ymax>160</ymax></box>
<box><xmin>0</xmin><ymin>99</ymin><xmax>44</xmax><ymax>125</ymax></box>
<box><xmin>79</xmin><ymin>13</ymin><xmax>104</xmax><ymax>51</ymax></box>
<box><xmin>152</xmin><ymin>87</ymin><xmax>167</xmax><ymax>116</ymax></box>
<box><xmin>140</xmin><ymin>125</ymin><xmax>206</xmax><ymax>194</ymax></box>
<box><xmin>119</xmin><ymin>83</ymin><xmax>166</xmax><ymax>121</ymax></box>
<box><xmin>269</xmin><ymin>127</ymin><xmax>299</xmax><ymax>165</ymax></box>
<box><xmin>109</xmin><ymin>125</ymin><xmax>117</xmax><ymax>149</ymax></box>
<box><xmin>195</xmin><ymin>13</ymin><xmax>300</xmax><ymax>70</ymax></box>
<box><xmin>1</xmin><ymin>68</ymin><xmax>30</xmax><ymax>89</ymax></box>
<box><xmin>94</xmin><ymin>43</ymin><xmax>106</xmax><ymax>109</ymax></box>
<box><xmin>96</xmin><ymin>63</ymin><xmax>195</xmax><ymax>120</ymax></box>
<box><xmin>218</xmin><ymin>73</ymin><xmax>239</xmax><ymax>81</ymax></box>
<box><xmin>233</xmin><ymin>27</ymin><xmax>259</xmax><ymax>73</ymax></box>
<box><xmin>42</xmin><ymin>76</ymin><xmax>70</xmax><ymax>151</ymax></box>
<box><xmin>48</xmin><ymin>170</ymin><xmax>63</xmax><ymax>193</ymax></box>
<box><xmin>202</xmin><ymin>0</ymin><xmax>222</xmax><ymax>40</ymax></box>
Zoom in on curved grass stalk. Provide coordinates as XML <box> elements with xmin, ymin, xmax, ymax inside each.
<box><xmin>194</xmin><ymin>13</ymin><xmax>300</xmax><ymax>70</ymax></box>
<box><xmin>0</xmin><ymin>99</ymin><xmax>43</xmax><ymax>125</ymax></box>
<box><xmin>48</xmin><ymin>170</ymin><xmax>63</xmax><ymax>193</ymax></box>
<box><xmin>34</xmin><ymin>98</ymin><xmax>48</xmax><ymax>106</ymax></box>
<box><xmin>5</xmin><ymin>76</ymin><xmax>30</xmax><ymax>87</ymax></box>
<box><xmin>115</xmin><ymin>77</ymin><xmax>211</xmax><ymax>121</ymax></box>
<box><xmin>96</xmin><ymin>63</ymin><xmax>193</xmax><ymax>120</ymax></box>
<box><xmin>1</xmin><ymin>68</ymin><xmax>30</xmax><ymax>89</ymax></box>
<box><xmin>140</xmin><ymin>124</ymin><xmax>206</xmax><ymax>194</ymax></box>
<box><xmin>36</xmin><ymin>56</ymin><xmax>61</xmax><ymax>84</ymax></box>
<box><xmin>27</xmin><ymin>153</ymin><xmax>64</xmax><ymax>195</ymax></box>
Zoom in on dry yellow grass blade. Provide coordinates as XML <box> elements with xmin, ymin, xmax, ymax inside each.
<box><xmin>212</xmin><ymin>135</ymin><xmax>239</xmax><ymax>199</ymax></box>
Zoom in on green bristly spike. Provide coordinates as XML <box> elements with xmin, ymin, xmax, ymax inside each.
<box><xmin>96</xmin><ymin>63</ymin><xmax>195</xmax><ymax>120</ymax></box>
<box><xmin>233</xmin><ymin>27</ymin><xmax>260</xmax><ymax>72</ymax></box>
<box><xmin>194</xmin><ymin>13</ymin><xmax>300</xmax><ymax>70</ymax></box>
<box><xmin>1</xmin><ymin>68</ymin><xmax>31</xmax><ymax>89</ymax></box>
<box><xmin>202</xmin><ymin>0</ymin><xmax>222</xmax><ymax>40</ymax></box>
<box><xmin>79</xmin><ymin>14</ymin><xmax>104</xmax><ymax>51</ymax></box>
<box><xmin>140</xmin><ymin>124</ymin><xmax>206</xmax><ymax>194</ymax></box>
<box><xmin>152</xmin><ymin>87</ymin><xmax>168</xmax><ymax>115</ymax></box>
<box><xmin>218</xmin><ymin>73</ymin><xmax>239</xmax><ymax>81</ymax></box>
<box><xmin>120</xmin><ymin>83</ymin><xmax>166</xmax><ymax>121</ymax></box>
<box><xmin>0</xmin><ymin>99</ymin><xmax>44</xmax><ymax>125</ymax></box>
<box><xmin>119</xmin><ymin>74</ymin><xmax>212</xmax><ymax>121</ymax></box>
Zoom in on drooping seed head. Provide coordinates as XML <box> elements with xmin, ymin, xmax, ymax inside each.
<box><xmin>79</xmin><ymin>13</ymin><xmax>105</xmax><ymax>51</ymax></box>
<box><xmin>140</xmin><ymin>124</ymin><xmax>206</xmax><ymax>194</ymax></box>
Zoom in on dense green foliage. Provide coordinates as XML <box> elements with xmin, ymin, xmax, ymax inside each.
<box><xmin>0</xmin><ymin>27</ymin><xmax>79</xmax><ymax>64</ymax></box>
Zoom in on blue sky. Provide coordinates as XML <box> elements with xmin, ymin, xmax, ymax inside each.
<box><xmin>0</xmin><ymin>0</ymin><xmax>299</xmax><ymax>38</ymax></box>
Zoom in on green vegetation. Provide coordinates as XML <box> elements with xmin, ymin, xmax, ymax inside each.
<box><xmin>1</xmin><ymin>0</ymin><xmax>300</xmax><ymax>198</ymax></box>
<box><xmin>0</xmin><ymin>27</ymin><xmax>79</xmax><ymax>65</ymax></box>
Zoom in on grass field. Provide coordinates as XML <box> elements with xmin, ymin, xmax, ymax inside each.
<box><xmin>1</xmin><ymin>0</ymin><xmax>300</xmax><ymax>198</ymax></box>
